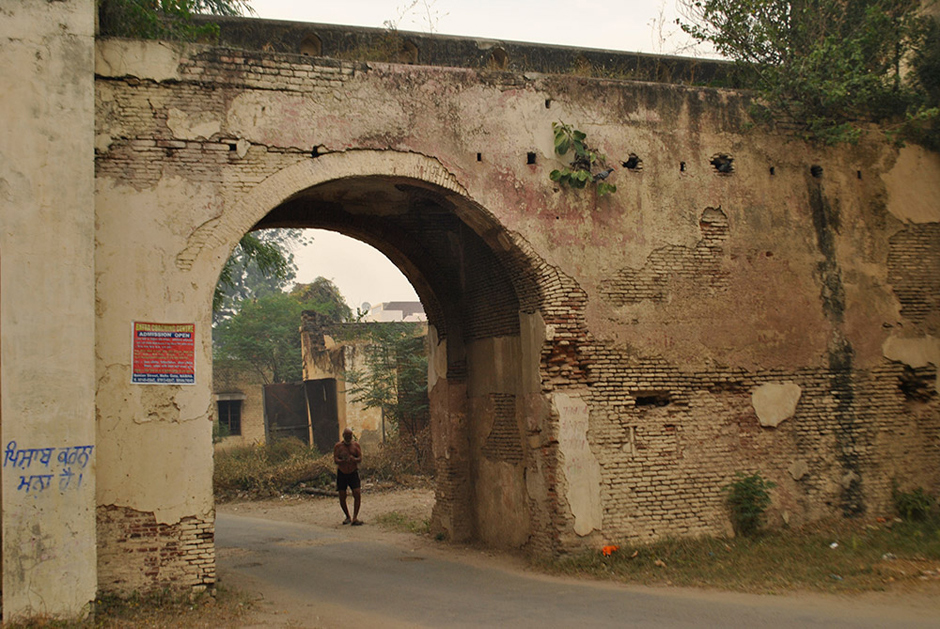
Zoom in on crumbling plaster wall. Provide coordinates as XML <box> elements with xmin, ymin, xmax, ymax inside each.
<box><xmin>300</xmin><ymin>323</ymin><xmax>387</xmax><ymax>446</ymax></box>
<box><xmin>93</xmin><ymin>36</ymin><xmax>940</xmax><ymax>584</ymax></box>
<box><xmin>0</xmin><ymin>0</ymin><xmax>98</xmax><ymax>619</ymax></box>
<box><xmin>339</xmin><ymin>344</ymin><xmax>384</xmax><ymax>444</ymax></box>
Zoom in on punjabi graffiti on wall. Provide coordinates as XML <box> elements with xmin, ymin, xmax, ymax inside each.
<box><xmin>4</xmin><ymin>441</ymin><xmax>94</xmax><ymax>495</ymax></box>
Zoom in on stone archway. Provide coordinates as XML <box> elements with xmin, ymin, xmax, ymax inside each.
<box><xmin>202</xmin><ymin>151</ymin><xmax>560</xmax><ymax>548</ymax></box>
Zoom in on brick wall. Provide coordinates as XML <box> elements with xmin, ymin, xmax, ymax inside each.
<box><xmin>97</xmin><ymin>506</ymin><xmax>214</xmax><ymax>595</ymax></box>
<box><xmin>94</xmin><ymin>37</ymin><xmax>940</xmax><ymax>568</ymax></box>
<box><xmin>584</xmin><ymin>355</ymin><xmax>939</xmax><ymax>543</ymax></box>
<box><xmin>599</xmin><ymin>207</ymin><xmax>730</xmax><ymax>306</ymax></box>
<box><xmin>887</xmin><ymin>223</ymin><xmax>940</xmax><ymax>326</ymax></box>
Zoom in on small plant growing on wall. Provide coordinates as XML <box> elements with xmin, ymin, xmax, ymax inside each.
<box><xmin>549</xmin><ymin>121</ymin><xmax>617</xmax><ymax>196</ymax></box>
<box><xmin>892</xmin><ymin>484</ymin><xmax>936</xmax><ymax>522</ymax></box>
<box><xmin>723</xmin><ymin>472</ymin><xmax>775</xmax><ymax>537</ymax></box>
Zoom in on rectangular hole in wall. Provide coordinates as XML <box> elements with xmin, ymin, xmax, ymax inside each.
<box><xmin>633</xmin><ymin>391</ymin><xmax>671</xmax><ymax>407</ymax></box>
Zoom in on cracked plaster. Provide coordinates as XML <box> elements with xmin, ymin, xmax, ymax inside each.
<box><xmin>554</xmin><ymin>392</ymin><xmax>602</xmax><ymax>536</ymax></box>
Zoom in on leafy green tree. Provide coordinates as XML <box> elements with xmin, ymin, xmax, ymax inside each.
<box><xmin>550</xmin><ymin>121</ymin><xmax>617</xmax><ymax>196</ymax></box>
<box><xmin>678</xmin><ymin>0</ymin><xmax>939</xmax><ymax>146</ymax></box>
<box><xmin>213</xmin><ymin>276</ymin><xmax>352</xmax><ymax>384</ymax></box>
<box><xmin>214</xmin><ymin>229</ymin><xmax>309</xmax><ymax>322</ymax></box>
<box><xmin>290</xmin><ymin>277</ymin><xmax>353</xmax><ymax>323</ymax></box>
<box><xmin>98</xmin><ymin>0</ymin><xmax>254</xmax><ymax>40</ymax></box>
<box><xmin>908</xmin><ymin>17</ymin><xmax>940</xmax><ymax>151</ymax></box>
<box><xmin>345</xmin><ymin>323</ymin><xmax>429</xmax><ymax>461</ymax></box>
<box><xmin>213</xmin><ymin>291</ymin><xmax>305</xmax><ymax>384</ymax></box>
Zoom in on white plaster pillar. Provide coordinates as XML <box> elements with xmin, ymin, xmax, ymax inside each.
<box><xmin>0</xmin><ymin>0</ymin><xmax>98</xmax><ymax>618</ymax></box>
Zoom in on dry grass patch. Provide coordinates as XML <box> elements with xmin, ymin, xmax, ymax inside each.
<box><xmin>214</xmin><ymin>438</ymin><xmax>335</xmax><ymax>501</ymax></box>
<box><xmin>544</xmin><ymin>517</ymin><xmax>940</xmax><ymax>594</ymax></box>
<box><xmin>5</xmin><ymin>587</ymin><xmax>253</xmax><ymax>629</ymax></box>
<box><xmin>214</xmin><ymin>435</ymin><xmax>434</xmax><ymax>502</ymax></box>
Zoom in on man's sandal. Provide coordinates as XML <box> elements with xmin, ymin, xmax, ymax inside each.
<box><xmin>342</xmin><ymin>517</ymin><xmax>351</xmax><ymax>525</ymax></box>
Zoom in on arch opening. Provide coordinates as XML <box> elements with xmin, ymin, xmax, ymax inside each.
<box><xmin>215</xmin><ymin>169</ymin><xmax>554</xmax><ymax>550</ymax></box>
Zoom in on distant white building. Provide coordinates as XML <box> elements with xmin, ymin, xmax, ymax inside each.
<box><xmin>361</xmin><ymin>300</ymin><xmax>426</xmax><ymax>322</ymax></box>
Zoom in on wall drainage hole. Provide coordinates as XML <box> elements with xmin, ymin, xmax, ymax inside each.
<box><xmin>527</xmin><ymin>152</ymin><xmax>537</xmax><ymax>165</ymax></box>
<box><xmin>810</xmin><ymin>165</ymin><xmax>823</xmax><ymax>178</ymax></box>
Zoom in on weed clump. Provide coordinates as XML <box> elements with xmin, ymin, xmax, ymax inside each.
<box><xmin>374</xmin><ymin>511</ymin><xmax>431</xmax><ymax>534</ymax></box>
<box><xmin>723</xmin><ymin>472</ymin><xmax>776</xmax><ymax>537</ymax></box>
<box><xmin>893</xmin><ymin>485</ymin><xmax>937</xmax><ymax>522</ymax></box>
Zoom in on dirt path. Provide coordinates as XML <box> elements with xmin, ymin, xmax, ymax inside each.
<box><xmin>216</xmin><ymin>486</ymin><xmax>533</xmax><ymax>573</ymax></box>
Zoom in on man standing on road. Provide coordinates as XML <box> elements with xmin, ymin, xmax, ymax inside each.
<box><xmin>334</xmin><ymin>427</ymin><xmax>363</xmax><ymax>525</ymax></box>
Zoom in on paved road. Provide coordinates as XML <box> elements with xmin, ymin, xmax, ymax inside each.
<box><xmin>216</xmin><ymin>513</ymin><xmax>937</xmax><ymax>628</ymax></box>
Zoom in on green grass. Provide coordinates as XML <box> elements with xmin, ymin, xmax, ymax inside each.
<box><xmin>543</xmin><ymin>517</ymin><xmax>940</xmax><ymax>594</ymax></box>
<box><xmin>4</xmin><ymin>586</ymin><xmax>253</xmax><ymax>628</ymax></box>
<box><xmin>374</xmin><ymin>510</ymin><xmax>431</xmax><ymax>535</ymax></box>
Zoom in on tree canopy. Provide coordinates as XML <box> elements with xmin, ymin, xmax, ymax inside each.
<box><xmin>213</xmin><ymin>276</ymin><xmax>352</xmax><ymax>384</ymax></box>
<box><xmin>214</xmin><ymin>229</ymin><xmax>309</xmax><ymax>322</ymax></box>
<box><xmin>98</xmin><ymin>0</ymin><xmax>254</xmax><ymax>40</ymax></box>
<box><xmin>290</xmin><ymin>278</ymin><xmax>353</xmax><ymax>324</ymax></box>
<box><xmin>678</xmin><ymin>0</ymin><xmax>940</xmax><ymax>147</ymax></box>
<box><xmin>213</xmin><ymin>291</ymin><xmax>305</xmax><ymax>384</ymax></box>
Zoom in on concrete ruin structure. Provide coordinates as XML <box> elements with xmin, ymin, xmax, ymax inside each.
<box><xmin>2</xmin><ymin>0</ymin><xmax>939</xmax><ymax>620</ymax></box>
<box><xmin>211</xmin><ymin>301</ymin><xmax>428</xmax><ymax>452</ymax></box>
<box><xmin>301</xmin><ymin>313</ymin><xmax>429</xmax><ymax>449</ymax></box>
<box><xmin>212</xmin><ymin>363</ymin><xmax>265</xmax><ymax>449</ymax></box>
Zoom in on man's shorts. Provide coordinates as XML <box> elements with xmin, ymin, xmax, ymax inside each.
<box><xmin>336</xmin><ymin>469</ymin><xmax>361</xmax><ymax>492</ymax></box>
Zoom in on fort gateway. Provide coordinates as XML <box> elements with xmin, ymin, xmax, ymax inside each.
<box><xmin>1</xmin><ymin>0</ymin><xmax>939</xmax><ymax>619</ymax></box>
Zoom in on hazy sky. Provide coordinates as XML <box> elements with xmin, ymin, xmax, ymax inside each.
<box><xmin>292</xmin><ymin>230</ymin><xmax>418</xmax><ymax>313</ymax></box>
<box><xmin>250</xmin><ymin>1</ymin><xmax>700</xmax><ymax>309</ymax></box>
<box><xmin>249</xmin><ymin>0</ymin><xmax>696</xmax><ymax>54</ymax></box>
